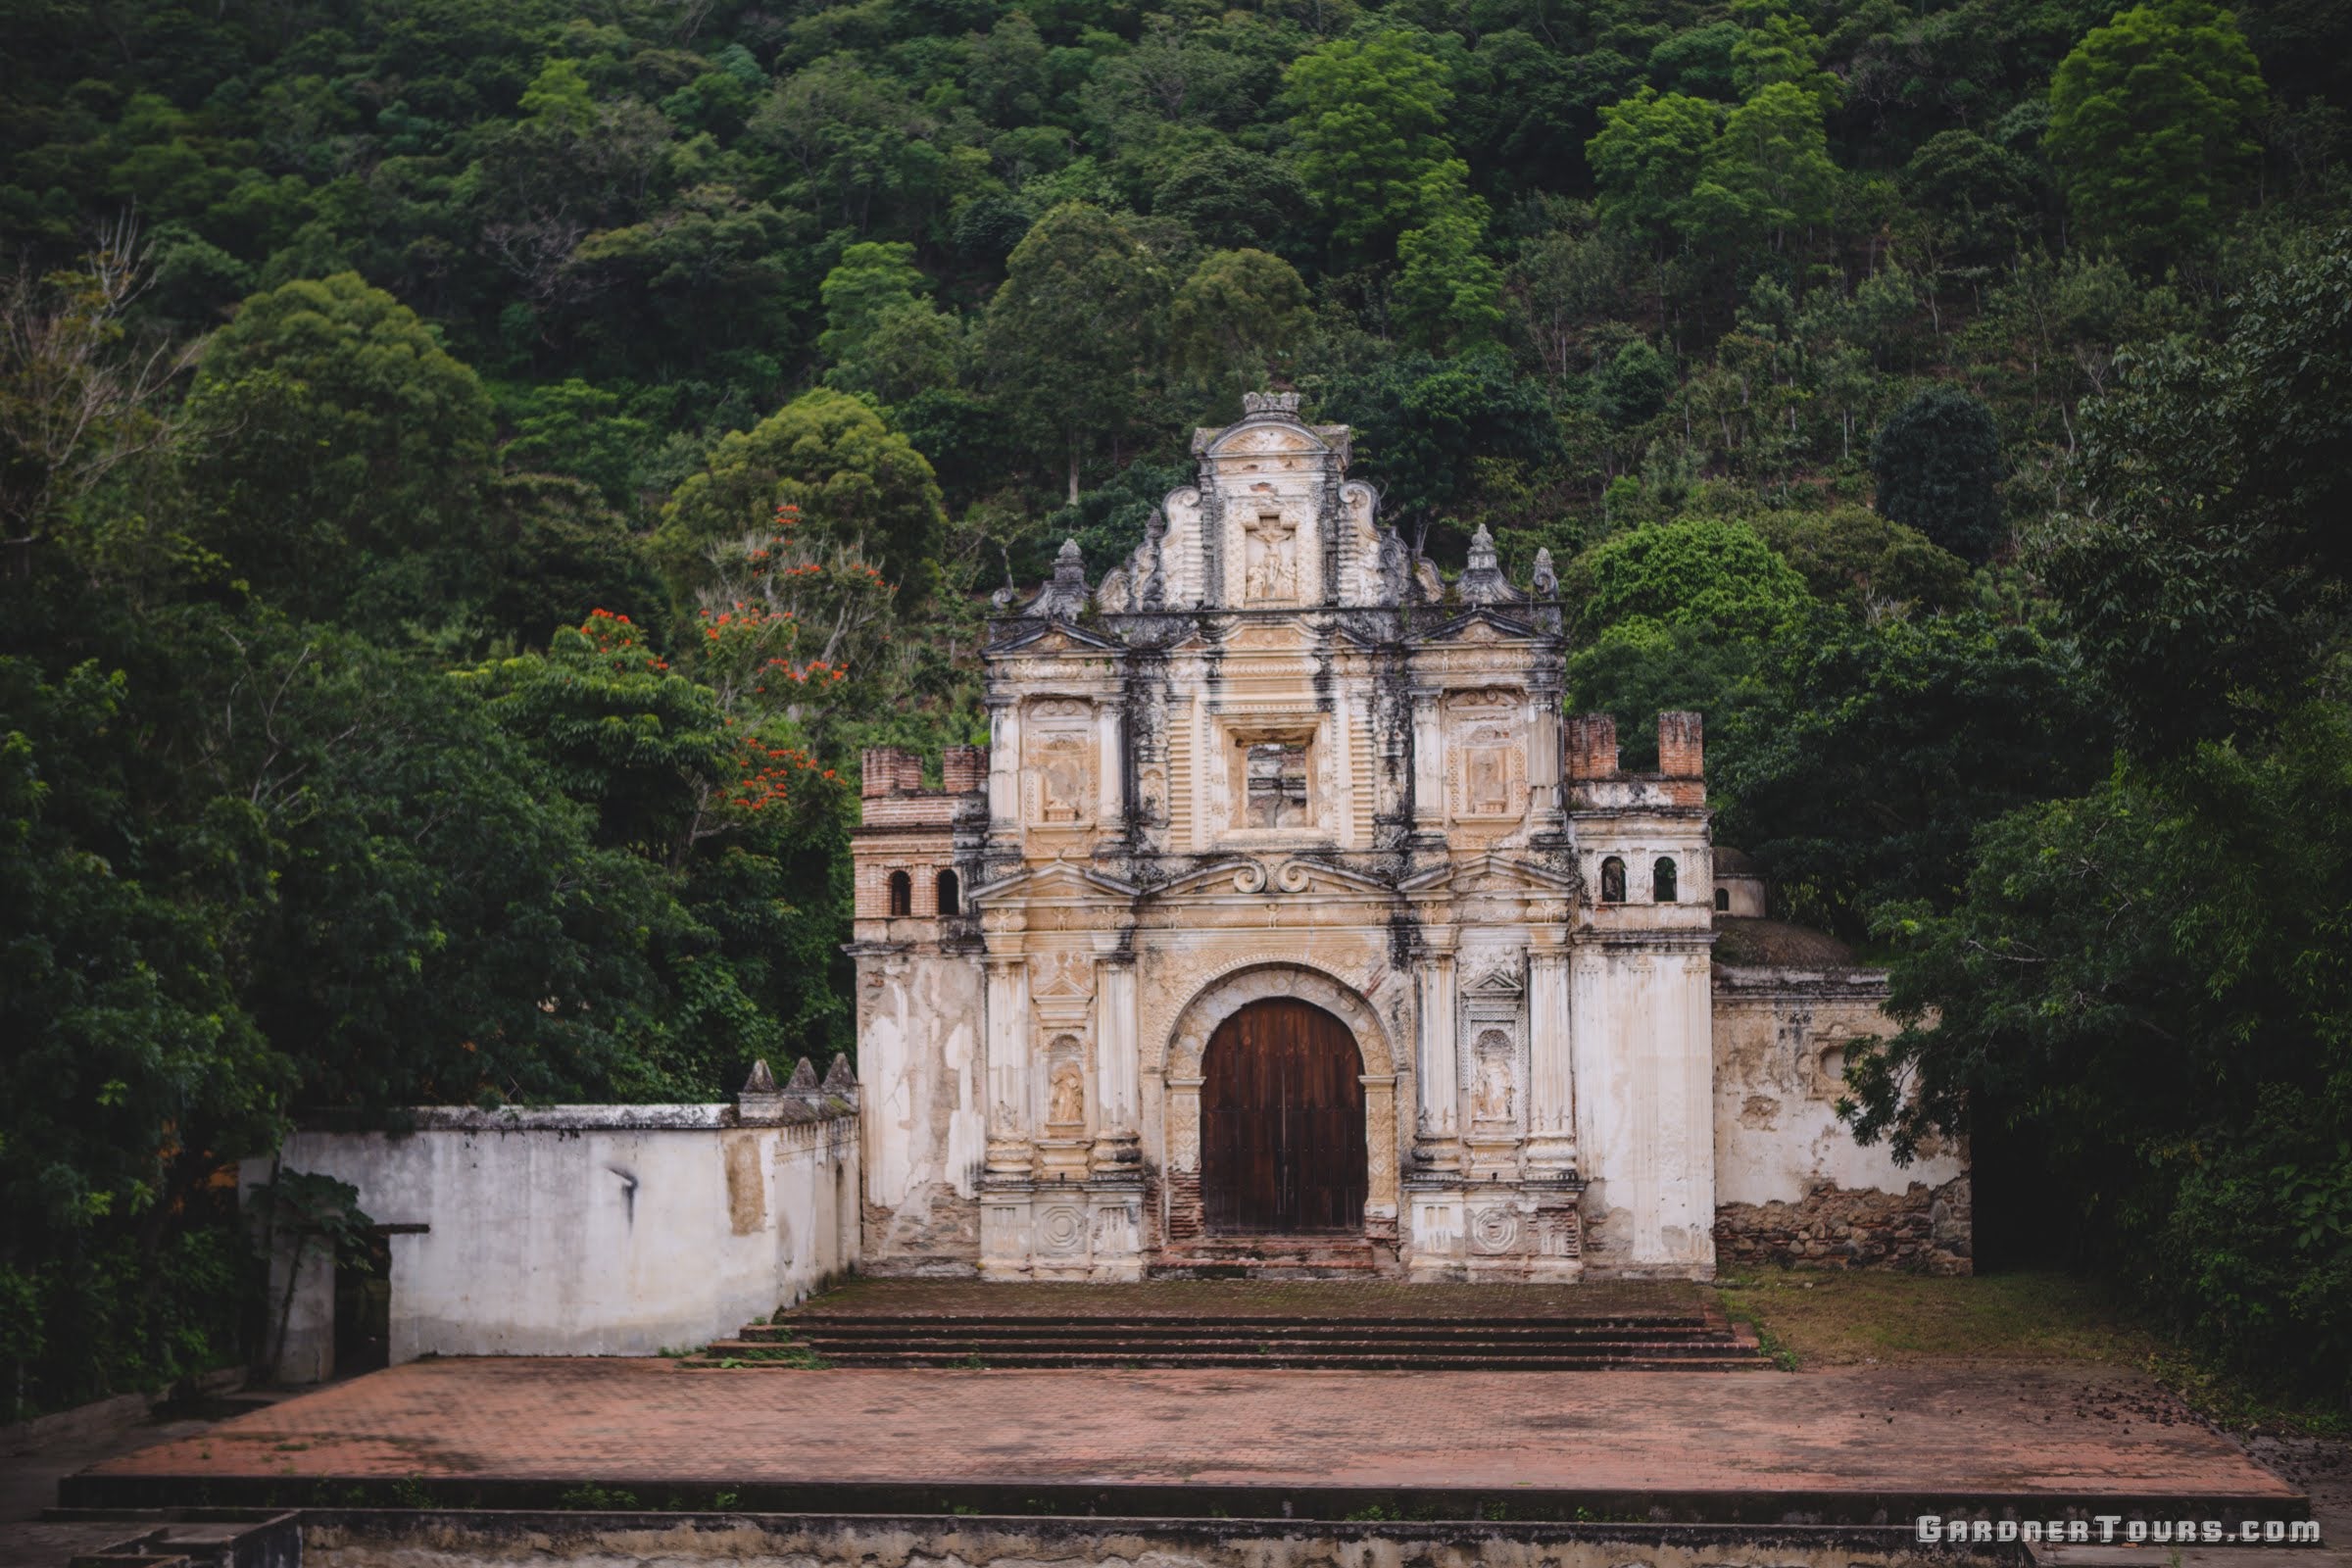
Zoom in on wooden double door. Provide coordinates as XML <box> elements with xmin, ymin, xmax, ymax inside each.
<box><xmin>1200</xmin><ymin>998</ymin><xmax>1367</xmax><ymax>1234</ymax></box>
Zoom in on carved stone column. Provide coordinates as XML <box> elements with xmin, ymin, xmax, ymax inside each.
<box><xmin>982</xmin><ymin>951</ymin><xmax>1032</xmax><ymax>1176</ymax></box>
<box><xmin>1414</xmin><ymin>934</ymin><xmax>1461</xmax><ymax>1168</ymax></box>
<box><xmin>987</xmin><ymin>697</ymin><xmax>1021</xmax><ymax>831</ymax></box>
<box><xmin>1410</xmin><ymin>687</ymin><xmax>1445</xmax><ymax>828</ymax></box>
<box><xmin>1524</xmin><ymin>935</ymin><xmax>1576</xmax><ymax>1174</ymax></box>
<box><xmin>1091</xmin><ymin>949</ymin><xmax>1140</xmax><ymax>1171</ymax></box>
<box><xmin>1526</xmin><ymin>695</ymin><xmax>1562</xmax><ymax>820</ymax></box>
<box><xmin>1095</xmin><ymin>703</ymin><xmax>1124</xmax><ymax>822</ymax></box>
<box><xmin>1362</xmin><ymin>1072</ymin><xmax>1400</xmax><ymax>1232</ymax></box>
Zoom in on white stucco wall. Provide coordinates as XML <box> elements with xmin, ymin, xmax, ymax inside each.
<box><xmin>247</xmin><ymin>1103</ymin><xmax>858</xmax><ymax>1373</ymax></box>
<box><xmin>1570</xmin><ymin>945</ymin><xmax>1718</xmax><ymax>1275</ymax></box>
<box><xmin>1711</xmin><ymin>972</ymin><xmax>1966</xmax><ymax>1206</ymax></box>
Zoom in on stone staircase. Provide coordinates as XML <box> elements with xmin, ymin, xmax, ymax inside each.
<box><xmin>683</xmin><ymin>1279</ymin><xmax>1773</xmax><ymax>1371</ymax></box>
<box><xmin>1149</xmin><ymin>1234</ymin><xmax>1384</xmax><ymax>1278</ymax></box>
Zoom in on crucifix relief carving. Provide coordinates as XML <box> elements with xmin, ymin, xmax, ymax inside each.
<box><xmin>1244</xmin><ymin>512</ymin><xmax>1298</xmax><ymax>604</ymax></box>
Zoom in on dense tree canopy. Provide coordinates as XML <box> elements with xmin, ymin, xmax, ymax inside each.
<box><xmin>5</xmin><ymin>0</ymin><xmax>2352</xmax><ymax>1413</ymax></box>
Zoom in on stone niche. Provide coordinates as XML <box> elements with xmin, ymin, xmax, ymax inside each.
<box><xmin>1446</xmin><ymin>688</ymin><xmax>1530</xmax><ymax>828</ymax></box>
<box><xmin>1021</xmin><ymin>699</ymin><xmax>1096</xmax><ymax>828</ymax></box>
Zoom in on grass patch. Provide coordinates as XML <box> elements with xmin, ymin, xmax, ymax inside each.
<box><xmin>1716</xmin><ymin>1268</ymin><xmax>2350</xmax><ymax>1439</ymax></box>
<box><xmin>1716</xmin><ymin>1269</ymin><xmax>2159</xmax><ymax>1366</ymax></box>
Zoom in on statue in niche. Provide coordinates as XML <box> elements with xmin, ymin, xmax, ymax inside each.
<box><xmin>1047</xmin><ymin>1052</ymin><xmax>1085</xmax><ymax>1128</ymax></box>
<box><xmin>1466</xmin><ymin>743</ymin><xmax>1510</xmax><ymax>815</ymax></box>
<box><xmin>1471</xmin><ymin>1031</ymin><xmax>1516</xmax><ymax>1123</ymax></box>
<box><xmin>1244</xmin><ymin>512</ymin><xmax>1298</xmax><ymax>602</ymax></box>
<box><xmin>1037</xmin><ymin>738</ymin><xmax>1085</xmax><ymax>822</ymax></box>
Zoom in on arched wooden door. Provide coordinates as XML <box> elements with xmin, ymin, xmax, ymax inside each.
<box><xmin>1201</xmin><ymin>998</ymin><xmax>1367</xmax><ymax>1234</ymax></box>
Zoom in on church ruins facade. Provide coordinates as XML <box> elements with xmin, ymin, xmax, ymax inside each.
<box><xmin>850</xmin><ymin>393</ymin><xmax>1969</xmax><ymax>1282</ymax></box>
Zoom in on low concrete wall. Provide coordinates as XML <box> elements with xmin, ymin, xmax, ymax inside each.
<box><xmin>247</xmin><ymin>1101</ymin><xmax>858</xmax><ymax>1376</ymax></box>
<box><xmin>301</xmin><ymin>1512</ymin><xmax>2021</xmax><ymax>1568</ymax></box>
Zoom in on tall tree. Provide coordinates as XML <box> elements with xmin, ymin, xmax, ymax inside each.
<box><xmin>652</xmin><ymin>387</ymin><xmax>947</xmax><ymax>613</ymax></box>
<box><xmin>981</xmin><ymin>202</ymin><xmax>1171</xmax><ymax>504</ymax></box>
<box><xmin>2044</xmin><ymin>0</ymin><xmax>2267</xmax><ymax>264</ymax></box>
<box><xmin>1281</xmin><ymin>30</ymin><xmax>1458</xmax><ymax>261</ymax></box>
<box><xmin>1168</xmin><ymin>248</ymin><xmax>1311</xmax><ymax>404</ymax></box>
<box><xmin>1589</xmin><ymin>88</ymin><xmax>1721</xmax><ymax>259</ymax></box>
<box><xmin>2037</xmin><ymin>230</ymin><xmax>2352</xmax><ymax>753</ymax></box>
<box><xmin>1870</xmin><ymin>386</ymin><xmax>2007</xmax><ymax>564</ymax></box>
<box><xmin>178</xmin><ymin>274</ymin><xmax>496</xmax><ymax>633</ymax></box>
<box><xmin>1393</xmin><ymin>164</ymin><xmax>1506</xmax><ymax>350</ymax></box>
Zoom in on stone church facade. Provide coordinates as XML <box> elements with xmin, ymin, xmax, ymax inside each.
<box><xmin>850</xmin><ymin>393</ymin><xmax>1969</xmax><ymax>1282</ymax></box>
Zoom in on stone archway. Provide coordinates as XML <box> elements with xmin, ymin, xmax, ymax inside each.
<box><xmin>1159</xmin><ymin>963</ymin><xmax>1399</xmax><ymax>1245</ymax></box>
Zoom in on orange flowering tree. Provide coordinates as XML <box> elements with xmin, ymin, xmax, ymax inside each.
<box><xmin>469</xmin><ymin>610</ymin><xmax>853</xmax><ymax>1099</ymax></box>
<box><xmin>694</xmin><ymin>502</ymin><xmax>895</xmax><ymax>731</ymax></box>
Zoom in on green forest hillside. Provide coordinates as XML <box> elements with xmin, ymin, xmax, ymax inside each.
<box><xmin>3</xmin><ymin>0</ymin><xmax>2349</xmax><ymax>1411</ymax></box>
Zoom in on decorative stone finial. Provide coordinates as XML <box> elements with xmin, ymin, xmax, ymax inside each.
<box><xmin>1056</xmin><ymin>537</ymin><xmax>1082</xmax><ymax>564</ymax></box>
<box><xmin>1141</xmin><ymin>511</ymin><xmax>1167</xmax><ymax>608</ymax></box>
<box><xmin>737</xmin><ymin>1058</ymin><xmax>786</xmax><ymax>1123</ymax></box>
<box><xmin>822</xmin><ymin>1053</ymin><xmax>858</xmax><ymax>1092</ymax></box>
<box><xmin>785</xmin><ymin>1057</ymin><xmax>819</xmax><ymax>1094</ymax></box>
<box><xmin>1241</xmin><ymin>390</ymin><xmax>1302</xmax><ymax>417</ymax></box>
<box><xmin>1467</xmin><ymin>522</ymin><xmax>1498</xmax><ymax>571</ymax></box>
<box><xmin>1458</xmin><ymin>522</ymin><xmax>1518</xmax><ymax>606</ymax></box>
<box><xmin>1531</xmin><ymin>547</ymin><xmax>1559</xmax><ymax>599</ymax></box>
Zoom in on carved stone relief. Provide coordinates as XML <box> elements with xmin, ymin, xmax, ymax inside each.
<box><xmin>1447</xmin><ymin>691</ymin><xmax>1527</xmax><ymax>823</ymax></box>
<box><xmin>1023</xmin><ymin>699</ymin><xmax>1096</xmax><ymax>826</ymax></box>
<box><xmin>1243</xmin><ymin>512</ymin><xmax>1299</xmax><ymax>604</ymax></box>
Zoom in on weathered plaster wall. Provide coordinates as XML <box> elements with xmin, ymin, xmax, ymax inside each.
<box><xmin>1711</xmin><ymin>970</ymin><xmax>1970</xmax><ymax>1272</ymax></box>
<box><xmin>248</xmin><ymin>1104</ymin><xmax>858</xmax><ymax>1373</ymax></box>
<box><xmin>858</xmin><ymin>952</ymin><xmax>986</xmax><ymax>1274</ymax></box>
<box><xmin>1570</xmin><ymin>945</ymin><xmax>1718</xmax><ymax>1276</ymax></box>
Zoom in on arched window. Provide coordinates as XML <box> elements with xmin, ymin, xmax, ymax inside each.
<box><xmin>1714</xmin><ymin>885</ymin><xmax>1730</xmax><ymax>912</ymax></box>
<box><xmin>886</xmin><ymin>869</ymin><xmax>912</xmax><ymax>917</ymax></box>
<box><xmin>935</xmin><ymin>868</ymin><xmax>960</xmax><ymax>918</ymax></box>
<box><xmin>1599</xmin><ymin>856</ymin><xmax>1627</xmax><ymax>904</ymax></box>
<box><xmin>1653</xmin><ymin>857</ymin><xmax>1678</xmax><ymax>903</ymax></box>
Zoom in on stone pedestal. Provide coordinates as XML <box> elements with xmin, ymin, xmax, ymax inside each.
<box><xmin>978</xmin><ymin>1175</ymin><xmax>1146</xmax><ymax>1281</ymax></box>
<box><xmin>1402</xmin><ymin>1174</ymin><xmax>1585</xmax><ymax>1281</ymax></box>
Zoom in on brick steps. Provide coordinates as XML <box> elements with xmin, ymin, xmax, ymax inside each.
<box><xmin>733</xmin><ymin>1321</ymin><xmax>1728</xmax><ymax>1342</ymax></box>
<box><xmin>1148</xmin><ymin>1238</ymin><xmax>1384</xmax><ymax>1279</ymax></box>
<box><xmin>682</xmin><ymin>1345</ymin><xmax>1768</xmax><ymax>1363</ymax></box>
<box><xmin>683</xmin><ymin>1288</ymin><xmax>1773</xmax><ymax>1372</ymax></box>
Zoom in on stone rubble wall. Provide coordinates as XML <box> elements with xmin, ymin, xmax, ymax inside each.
<box><xmin>1714</xmin><ymin>1173</ymin><xmax>1974</xmax><ymax>1274</ymax></box>
<box><xmin>1709</xmin><ymin>966</ymin><xmax>1970</xmax><ymax>1273</ymax></box>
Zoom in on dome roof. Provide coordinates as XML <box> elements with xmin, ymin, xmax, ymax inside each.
<box><xmin>1711</xmin><ymin>916</ymin><xmax>1856</xmax><ymax>968</ymax></box>
<box><xmin>1712</xmin><ymin>845</ymin><xmax>1762</xmax><ymax>876</ymax></box>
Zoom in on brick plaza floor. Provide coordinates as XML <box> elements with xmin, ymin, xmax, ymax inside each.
<box><xmin>74</xmin><ymin>1357</ymin><xmax>2300</xmax><ymax>1515</ymax></box>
